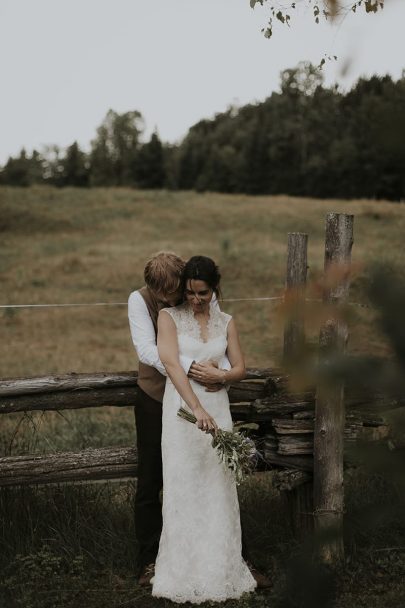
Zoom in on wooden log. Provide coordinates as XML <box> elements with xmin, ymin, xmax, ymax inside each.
<box><xmin>266</xmin><ymin>420</ymin><xmax>387</xmax><ymax>457</ymax></box>
<box><xmin>257</xmin><ymin>390</ymin><xmax>405</xmax><ymax>414</ymax></box>
<box><xmin>0</xmin><ymin>381</ymin><xmax>274</xmax><ymax>415</ymax></box>
<box><xmin>313</xmin><ymin>212</ymin><xmax>353</xmax><ymax>564</ymax></box>
<box><xmin>1</xmin><ymin>369</ymin><xmax>400</xmax><ymax>419</ymax></box>
<box><xmin>252</xmin><ymin>393</ymin><xmax>315</xmax><ymax>417</ymax></box>
<box><xmin>274</xmin><ymin>431</ymin><xmax>372</xmax><ymax>455</ymax></box>
<box><xmin>273</xmin><ymin>417</ymin><xmax>372</xmax><ymax>436</ymax></box>
<box><xmin>244</xmin><ymin>368</ymin><xmax>283</xmax><ymax>381</ymax></box>
<box><xmin>272</xmin><ymin>469</ymin><xmax>312</xmax><ymax>492</ymax></box>
<box><xmin>293</xmin><ymin>411</ymin><xmax>315</xmax><ymax>420</ymax></box>
<box><xmin>0</xmin><ymin>446</ymin><xmax>138</xmax><ymax>487</ymax></box>
<box><xmin>273</xmin><ymin>419</ymin><xmax>315</xmax><ymax>434</ymax></box>
<box><xmin>0</xmin><ymin>386</ymin><xmax>138</xmax><ymax>414</ymax></box>
<box><xmin>263</xmin><ymin>449</ymin><xmax>313</xmax><ymax>471</ymax></box>
<box><xmin>0</xmin><ymin>371</ymin><xmax>138</xmax><ymax>397</ymax></box>
<box><xmin>255</xmin><ymin>391</ymin><xmax>314</xmax><ymax>404</ymax></box>
<box><xmin>229</xmin><ymin>380</ymin><xmax>276</xmax><ymax>403</ymax></box>
<box><xmin>278</xmin><ymin>436</ymin><xmax>313</xmax><ymax>455</ymax></box>
<box><xmin>0</xmin><ymin>368</ymin><xmax>280</xmax><ymax>398</ymax></box>
<box><xmin>344</xmin><ymin>422</ymin><xmax>363</xmax><ymax>441</ymax></box>
<box><xmin>263</xmin><ymin>434</ymin><xmax>278</xmax><ymax>450</ymax></box>
<box><xmin>0</xmin><ymin>444</ymin><xmax>311</xmax><ymax>491</ymax></box>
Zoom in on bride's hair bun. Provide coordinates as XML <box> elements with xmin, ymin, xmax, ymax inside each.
<box><xmin>182</xmin><ymin>256</ymin><xmax>221</xmax><ymax>298</ymax></box>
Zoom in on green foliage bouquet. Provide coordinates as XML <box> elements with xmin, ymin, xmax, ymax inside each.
<box><xmin>177</xmin><ymin>407</ymin><xmax>258</xmax><ymax>485</ymax></box>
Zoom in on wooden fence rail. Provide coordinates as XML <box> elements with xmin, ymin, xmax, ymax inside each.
<box><xmin>0</xmin><ymin>369</ymin><xmax>400</xmax><ymax>416</ymax></box>
<box><xmin>0</xmin><ymin>446</ymin><xmax>314</xmax><ymax>490</ymax></box>
<box><xmin>0</xmin><ymin>367</ymin><xmax>390</xmax><ymax>488</ymax></box>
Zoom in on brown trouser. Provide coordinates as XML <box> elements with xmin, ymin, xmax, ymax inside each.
<box><xmin>134</xmin><ymin>387</ymin><xmax>163</xmax><ymax>571</ymax></box>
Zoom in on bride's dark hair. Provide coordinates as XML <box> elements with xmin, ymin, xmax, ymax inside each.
<box><xmin>182</xmin><ymin>256</ymin><xmax>222</xmax><ymax>299</ymax></box>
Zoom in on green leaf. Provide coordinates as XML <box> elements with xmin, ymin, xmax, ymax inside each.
<box><xmin>276</xmin><ymin>10</ymin><xmax>285</xmax><ymax>23</ymax></box>
<box><xmin>365</xmin><ymin>0</ymin><xmax>379</xmax><ymax>12</ymax></box>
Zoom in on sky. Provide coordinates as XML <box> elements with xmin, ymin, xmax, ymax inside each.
<box><xmin>0</xmin><ymin>0</ymin><xmax>404</xmax><ymax>164</ymax></box>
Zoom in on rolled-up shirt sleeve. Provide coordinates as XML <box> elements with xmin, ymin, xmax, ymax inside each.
<box><xmin>128</xmin><ymin>291</ymin><xmax>193</xmax><ymax>375</ymax></box>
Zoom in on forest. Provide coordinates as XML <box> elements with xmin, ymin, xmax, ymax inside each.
<box><xmin>1</xmin><ymin>62</ymin><xmax>404</xmax><ymax>201</ymax></box>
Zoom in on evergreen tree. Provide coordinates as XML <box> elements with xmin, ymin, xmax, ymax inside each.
<box><xmin>135</xmin><ymin>132</ymin><xmax>166</xmax><ymax>189</ymax></box>
<box><xmin>61</xmin><ymin>142</ymin><xmax>89</xmax><ymax>187</ymax></box>
<box><xmin>0</xmin><ymin>149</ymin><xmax>32</xmax><ymax>186</ymax></box>
<box><xmin>29</xmin><ymin>150</ymin><xmax>45</xmax><ymax>184</ymax></box>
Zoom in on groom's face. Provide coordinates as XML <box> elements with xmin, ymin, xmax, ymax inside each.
<box><xmin>151</xmin><ymin>286</ymin><xmax>183</xmax><ymax>307</ymax></box>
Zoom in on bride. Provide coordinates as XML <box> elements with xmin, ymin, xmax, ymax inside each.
<box><xmin>152</xmin><ymin>255</ymin><xmax>256</xmax><ymax>603</ymax></box>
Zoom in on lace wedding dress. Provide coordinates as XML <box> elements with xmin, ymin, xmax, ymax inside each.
<box><xmin>151</xmin><ymin>302</ymin><xmax>256</xmax><ymax>604</ymax></box>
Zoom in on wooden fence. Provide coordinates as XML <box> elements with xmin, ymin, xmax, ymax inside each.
<box><xmin>0</xmin><ymin>212</ymin><xmax>398</xmax><ymax>563</ymax></box>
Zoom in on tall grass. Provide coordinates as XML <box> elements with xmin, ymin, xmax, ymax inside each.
<box><xmin>1</xmin><ymin>472</ymin><xmax>404</xmax><ymax>608</ymax></box>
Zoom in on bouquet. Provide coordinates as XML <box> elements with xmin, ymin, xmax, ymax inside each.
<box><xmin>177</xmin><ymin>407</ymin><xmax>258</xmax><ymax>485</ymax></box>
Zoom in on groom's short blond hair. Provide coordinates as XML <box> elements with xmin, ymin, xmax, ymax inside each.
<box><xmin>144</xmin><ymin>251</ymin><xmax>185</xmax><ymax>294</ymax></box>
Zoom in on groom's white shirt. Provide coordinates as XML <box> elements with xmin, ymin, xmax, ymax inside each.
<box><xmin>128</xmin><ymin>291</ymin><xmax>231</xmax><ymax>376</ymax></box>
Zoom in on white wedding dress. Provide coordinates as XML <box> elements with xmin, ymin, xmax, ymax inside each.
<box><xmin>152</xmin><ymin>302</ymin><xmax>256</xmax><ymax>604</ymax></box>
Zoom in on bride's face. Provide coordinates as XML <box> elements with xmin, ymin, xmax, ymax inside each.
<box><xmin>185</xmin><ymin>279</ymin><xmax>213</xmax><ymax>314</ymax></box>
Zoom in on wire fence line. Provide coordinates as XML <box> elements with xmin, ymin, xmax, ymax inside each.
<box><xmin>0</xmin><ymin>297</ymin><xmax>372</xmax><ymax>310</ymax></box>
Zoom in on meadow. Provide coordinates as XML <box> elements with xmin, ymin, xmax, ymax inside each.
<box><xmin>1</xmin><ymin>186</ymin><xmax>405</xmax><ymax>607</ymax></box>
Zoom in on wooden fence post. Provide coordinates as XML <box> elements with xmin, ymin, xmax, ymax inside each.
<box><xmin>283</xmin><ymin>232</ymin><xmax>313</xmax><ymax>535</ymax></box>
<box><xmin>283</xmin><ymin>232</ymin><xmax>308</xmax><ymax>360</ymax></box>
<box><xmin>313</xmin><ymin>213</ymin><xmax>354</xmax><ymax>563</ymax></box>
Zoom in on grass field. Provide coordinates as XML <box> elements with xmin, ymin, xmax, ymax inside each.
<box><xmin>2</xmin><ymin>186</ymin><xmax>405</xmax><ymax>379</ymax></box>
<box><xmin>1</xmin><ymin>186</ymin><xmax>405</xmax><ymax>607</ymax></box>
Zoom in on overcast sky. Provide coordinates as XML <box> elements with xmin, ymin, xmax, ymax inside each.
<box><xmin>0</xmin><ymin>0</ymin><xmax>403</xmax><ymax>163</ymax></box>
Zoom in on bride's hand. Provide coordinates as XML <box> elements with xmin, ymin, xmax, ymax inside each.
<box><xmin>189</xmin><ymin>361</ymin><xmax>224</xmax><ymax>385</ymax></box>
<box><xmin>193</xmin><ymin>405</ymin><xmax>218</xmax><ymax>433</ymax></box>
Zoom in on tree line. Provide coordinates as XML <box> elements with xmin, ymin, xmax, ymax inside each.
<box><xmin>1</xmin><ymin>62</ymin><xmax>404</xmax><ymax>201</ymax></box>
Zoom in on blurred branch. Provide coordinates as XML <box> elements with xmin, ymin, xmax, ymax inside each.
<box><xmin>250</xmin><ymin>0</ymin><xmax>385</xmax><ymax>39</ymax></box>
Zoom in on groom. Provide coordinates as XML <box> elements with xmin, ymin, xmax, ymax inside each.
<box><xmin>128</xmin><ymin>251</ymin><xmax>271</xmax><ymax>589</ymax></box>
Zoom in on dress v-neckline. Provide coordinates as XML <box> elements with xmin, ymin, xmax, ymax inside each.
<box><xmin>186</xmin><ymin>304</ymin><xmax>212</xmax><ymax>344</ymax></box>
<box><xmin>193</xmin><ymin>311</ymin><xmax>211</xmax><ymax>344</ymax></box>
